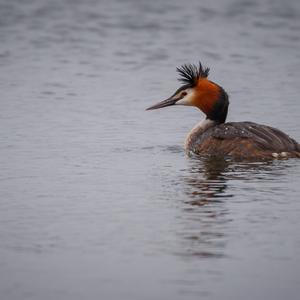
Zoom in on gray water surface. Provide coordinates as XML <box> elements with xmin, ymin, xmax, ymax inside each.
<box><xmin>1</xmin><ymin>0</ymin><xmax>300</xmax><ymax>299</ymax></box>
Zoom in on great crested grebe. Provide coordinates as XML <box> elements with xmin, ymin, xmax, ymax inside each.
<box><xmin>146</xmin><ymin>62</ymin><xmax>300</xmax><ymax>159</ymax></box>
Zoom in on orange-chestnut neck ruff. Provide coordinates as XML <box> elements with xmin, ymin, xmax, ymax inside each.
<box><xmin>193</xmin><ymin>79</ymin><xmax>229</xmax><ymax>124</ymax></box>
<box><xmin>194</xmin><ymin>79</ymin><xmax>221</xmax><ymax>115</ymax></box>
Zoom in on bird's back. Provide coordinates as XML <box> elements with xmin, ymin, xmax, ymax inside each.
<box><xmin>189</xmin><ymin>122</ymin><xmax>300</xmax><ymax>159</ymax></box>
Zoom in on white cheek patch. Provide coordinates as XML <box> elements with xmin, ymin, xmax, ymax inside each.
<box><xmin>176</xmin><ymin>90</ymin><xmax>194</xmax><ymax>106</ymax></box>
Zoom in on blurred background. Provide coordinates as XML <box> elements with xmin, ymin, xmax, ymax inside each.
<box><xmin>1</xmin><ymin>0</ymin><xmax>300</xmax><ymax>299</ymax></box>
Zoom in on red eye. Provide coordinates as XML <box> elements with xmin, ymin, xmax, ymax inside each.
<box><xmin>181</xmin><ymin>91</ymin><xmax>187</xmax><ymax>97</ymax></box>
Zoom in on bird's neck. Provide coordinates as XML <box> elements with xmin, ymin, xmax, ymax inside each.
<box><xmin>184</xmin><ymin>118</ymin><xmax>217</xmax><ymax>151</ymax></box>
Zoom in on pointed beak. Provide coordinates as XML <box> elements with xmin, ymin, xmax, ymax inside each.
<box><xmin>146</xmin><ymin>95</ymin><xmax>182</xmax><ymax>111</ymax></box>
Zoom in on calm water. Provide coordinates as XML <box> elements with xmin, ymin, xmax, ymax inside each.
<box><xmin>1</xmin><ymin>0</ymin><xmax>300</xmax><ymax>299</ymax></box>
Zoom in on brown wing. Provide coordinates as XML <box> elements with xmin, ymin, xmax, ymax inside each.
<box><xmin>193</xmin><ymin>122</ymin><xmax>300</xmax><ymax>159</ymax></box>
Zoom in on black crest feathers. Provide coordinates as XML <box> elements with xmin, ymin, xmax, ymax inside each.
<box><xmin>176</xmin><ymin>62</ymin><xmax>210</xmax><ymax>86</ymax></box>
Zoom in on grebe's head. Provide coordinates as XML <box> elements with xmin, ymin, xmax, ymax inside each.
<box><xmin>146</xmin><ymin>62</ymin><xmax>229</xmax><ymax>123</ymax></box>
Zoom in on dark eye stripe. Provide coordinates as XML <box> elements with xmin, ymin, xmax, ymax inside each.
<box><xmin>170</xmin><ymin>86</ymin><xmax>190</xmax><ymax>99</ymax></box>
<box><xmin>171</xmin><ymin>84</ymin><xmax>192</xmax><ymax>96</ymax></box>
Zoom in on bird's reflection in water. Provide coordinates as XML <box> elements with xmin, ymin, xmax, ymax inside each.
<box><xmin>174</xmin><ymin>157</ymin><xmax>231</xmax><ymax>259</ymax></box>
<box><xmin>184</xmin><ymin>156</ymin><xmax>232</xmax><ymax>207</ymax></box>
<box><xmin>175</xmin><ymin>156</ymin><xmax>279</xmax><ymax>259</ymax></box>
<box><xmin>183</xmin><ymin>156</ymin><xmax>278</xmax><ymax>206</ymax></box>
